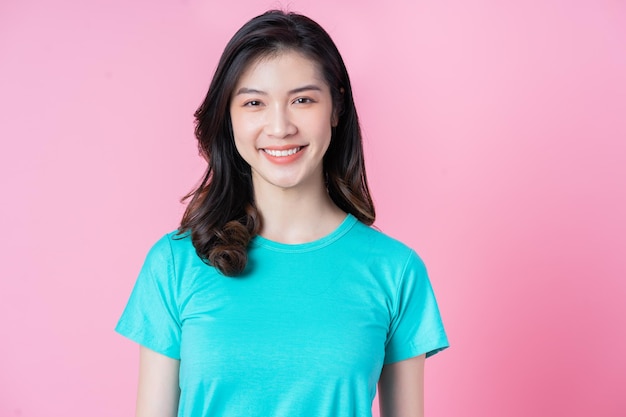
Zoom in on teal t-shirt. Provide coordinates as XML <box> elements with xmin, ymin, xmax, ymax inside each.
<box><xmin>116</xmin><ymin>214</ymin><xmax>448</xmax><ymax>417</ymax></box>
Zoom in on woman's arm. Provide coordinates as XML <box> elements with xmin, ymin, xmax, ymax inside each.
<box><xmin>378</xmin><ymin>354</ymin><xmax>426</xmax><ymax>417</ymax></box>
<box><xmin>135</xmin><ymin>346</ymin><xmax>180</xmax><ymax>417</ymax></box>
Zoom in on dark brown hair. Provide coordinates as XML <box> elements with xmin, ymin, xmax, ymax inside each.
<box><xmin>178</xmin><ymin>10</ymin><xmax>375</xmax><ymax>276</ymax></box>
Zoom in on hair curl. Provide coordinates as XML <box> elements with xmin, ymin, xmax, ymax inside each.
<box><xmin>178</xmin><ymin>10</ymin><xmax>375</xmax><ymax>276</ymax></box>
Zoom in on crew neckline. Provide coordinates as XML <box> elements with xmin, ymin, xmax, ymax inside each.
<box><xmin>251</xmin><ymin>213</ymin><xmax>358</xmax><ymax>253</ymax></box>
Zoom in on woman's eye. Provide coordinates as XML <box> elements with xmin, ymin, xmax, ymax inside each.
<box><xmin>294</xmin><ymin>97</ymin><xmax>314</xmax><ymax>104</ymax></box>
<box><xmin>244</xmin><ymin>100</ymin><xmax>262</xmax><ymax>107</ymax></box>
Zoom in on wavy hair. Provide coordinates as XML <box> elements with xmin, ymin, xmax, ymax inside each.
<box><xmin>179</xmin><ymin>10</ymin><xmax>375</xmax><ymax>276</ymax></box>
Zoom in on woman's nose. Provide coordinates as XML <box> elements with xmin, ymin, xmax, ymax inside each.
<box><xmin>264</xmin><ymin>105</ymin><xmax>297</xmax><ymax>138</ymax></box>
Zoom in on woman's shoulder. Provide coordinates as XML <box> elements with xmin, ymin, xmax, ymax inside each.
<box><xmin>142</xmin><ymin>229</ymin><xmax>197</xmax><ymax>264</ymax></box>
<box><xmin>351</xmin><ymin>220</ymin><xmax>415</xmax><ymax>250</ymax></box>
<box><xmin>139</xmin><ymin>229</ymin><xmax>218</xmax><ymax>288</ymax></box>
<box><xmin>348</xmin><ymin>220</ymin><xmax>425</xmax><ymax>266</ymax></box>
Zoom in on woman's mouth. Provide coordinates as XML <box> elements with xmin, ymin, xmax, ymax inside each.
<box><xmin>262</xmin><ymin>147</ymin><xmax>302</xmax><ymax>157</ymax></box>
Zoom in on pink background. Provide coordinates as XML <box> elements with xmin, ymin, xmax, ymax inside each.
<box><xmin>1</xmin><ymin>0</ymin><xmax>625</xmax><ymax>416</ymax></box>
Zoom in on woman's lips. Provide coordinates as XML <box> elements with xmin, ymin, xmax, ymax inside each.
<box><xmin>260</xmin><ymin>145</ymin><xmax>306</xmax><ymax>164</ymax></box>
<box><xmin>262</xmin><ymin>146</ymin><xmax>302</xmax><ymax>157</ymax></box>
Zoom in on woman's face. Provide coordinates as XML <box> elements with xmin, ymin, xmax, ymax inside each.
<box><xmin>229</xmin><ymin>50</ymin><xmax>335</xmax><ymax>194</ymax></box>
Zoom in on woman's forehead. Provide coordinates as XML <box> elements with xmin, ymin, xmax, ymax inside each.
<box><xmin>235</xmin><ymin>50</ymin><xmax>326</xmax><ymax>91</ymax></box>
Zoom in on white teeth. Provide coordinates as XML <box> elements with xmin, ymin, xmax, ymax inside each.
<box><xmin>263</xmin><ymin>147</ymin><xmax>301</xmax><ymax>157</ymax></box>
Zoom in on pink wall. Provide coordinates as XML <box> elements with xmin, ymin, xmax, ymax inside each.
<box><xmin>1</xmin><ymin>0</ymin><xmax>625</xmax><ymax>416</ymax></box>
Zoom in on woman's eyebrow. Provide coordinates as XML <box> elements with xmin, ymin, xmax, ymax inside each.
<box><xmin>234</xmin><ymin>84</ymin><xmax>323</xmax><ymax>96</ymax></box>
<box><xmin>288</xmin><ymin>85</ymin><xmax>322</xmax><ymax>94</ymax></box>
<box><xmin>235</xmin><ymin>87</ymin><xmax>267</xmax><ymax>96</ymax></box>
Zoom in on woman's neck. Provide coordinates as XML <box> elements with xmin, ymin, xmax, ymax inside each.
<box><xmin>253</xmin><ymin>180</ymin><xmax>346</xmax><ymax>244</ymax></box>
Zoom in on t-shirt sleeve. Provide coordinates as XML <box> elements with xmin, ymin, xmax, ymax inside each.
<box><xmin>384</xmin><ymin>250</ymin><xmax>449</xmax><ymax>364</ymax></box>
<box><xmin>115</xmin><ymin>234</ymin><xmax>182</xmax><ymax>359</ymax></box>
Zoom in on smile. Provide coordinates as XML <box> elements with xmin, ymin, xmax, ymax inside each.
<box><xmin>262</xmin><ymin>147</ymin><xmax>302</xmax><ymax>157</ymax></box>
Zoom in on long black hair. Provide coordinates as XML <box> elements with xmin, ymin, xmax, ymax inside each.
<box><xmin>179</xmin><ymin>10</ymin><xmax>375</xmax><ymax>276</ymax></box>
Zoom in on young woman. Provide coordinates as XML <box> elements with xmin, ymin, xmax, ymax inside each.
<box><xmin>116</xmin><ymin>10</ymin><xmax>448</xmax><ymax>417</ymax></box>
